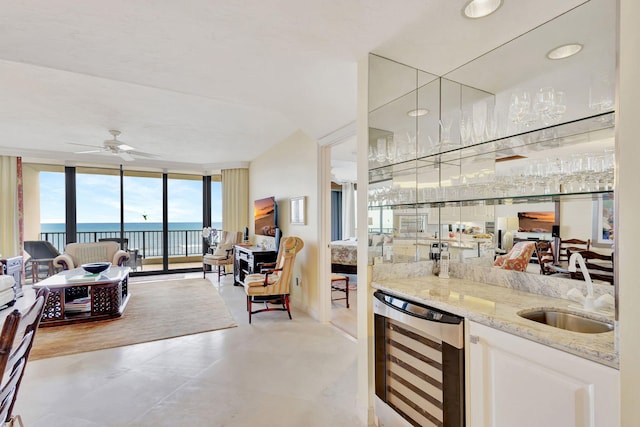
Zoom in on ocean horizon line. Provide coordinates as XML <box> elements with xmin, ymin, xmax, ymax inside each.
<box><xmin>41</xmin><ymin>222</ymin><xmax>223</xmax><ymax>233</ymax></box>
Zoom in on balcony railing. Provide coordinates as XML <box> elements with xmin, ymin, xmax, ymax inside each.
<box><xmin>39</xmin><ymin>229</ymin><xmax>214</xmax><ymax>259</ymax></box>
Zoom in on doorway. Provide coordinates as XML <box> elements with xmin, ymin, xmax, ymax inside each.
<box><xmin>329</xmin><ymin>136</ymin><xmax>358</xmax><ymax>338</ymax></box>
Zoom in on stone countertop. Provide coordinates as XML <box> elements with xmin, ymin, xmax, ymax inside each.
<box><xmin>371</xmin><ymin>275</ymin><xmax>619</xmax><ymax>369</ymax></box>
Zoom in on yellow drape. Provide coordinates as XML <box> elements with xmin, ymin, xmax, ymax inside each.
<box><xmin>221</xmin><ymin>168</ymin><xmax>249</xmax><ymax>234</ymax></box>
<box><xmin>0</xmin><ymin>156</ymin><xmax>21</xmax><ymax>257</ymax></box>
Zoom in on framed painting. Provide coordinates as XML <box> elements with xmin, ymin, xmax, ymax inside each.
<box><xmin>290</xmin><ymin>196</ymin><xmax>306</xmax><ymax>225</ymax></box>
<box><xmin>592</xmin><ymin>193</ymin><xmax>614</xmax><ymax>246</ymax></box>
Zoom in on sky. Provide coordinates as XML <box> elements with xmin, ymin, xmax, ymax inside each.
<box><xmin>40</xmin><ymin>171</ymin><xmax>222</xmax><ymax>224</ymax></box>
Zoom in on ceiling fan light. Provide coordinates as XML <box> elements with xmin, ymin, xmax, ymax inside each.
<box><xmin>546</xmin><ymin>43</ymin><xmax>583</xmax><ymax>60</ymax></box>
<box><xmin>118</xmin><ymin>144</ymin><xmax>135</xmax><ymax>151</ymax></box>
<box><xmin>463</xmin><ymin>0</ymin><xmax>502</xmax><ymax>19</ymax></box>
<box><xmin>407</xmin><ymin>108</ymin><xmax>429</xmax><ymax>117</ymax></box>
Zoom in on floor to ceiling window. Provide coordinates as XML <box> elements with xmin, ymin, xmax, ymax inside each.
<box><xmin>167</xmin><ymin>173</ymin><xmax>203</xmax><ymax>270</ymax></box>
<box><xmin>36</xmin><ymin>166</ymin><xmax>65</xmax><ymax>248</ymax></box>
<box><xmin>123</xmin><ymin>170</ymin><xmax>163</xmax><ymax>272</ymax></box>
<box><xmin>28</xmin><ymin>163</ymin><xmax>221</xmax><ymax>275</ymax></box>
<box><xmin>76</xmin><ymin>167</ymin><xmax>121</xmax><ymax>243</ymax></box>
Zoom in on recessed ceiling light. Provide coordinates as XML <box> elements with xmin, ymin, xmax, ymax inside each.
<box><xmin>546</xmin><ymin>43</ymin><xmax>583</xmax><ymax>60</ymax></box>
<box><xmin>407</xmin><ymin>108</ymin><xmax>429</xmax><ymax>117</ymax></box>
<box><xmin>462</xmin><ymin>0</ymin><xmax>503</xmax><ymax>19</ymax></box>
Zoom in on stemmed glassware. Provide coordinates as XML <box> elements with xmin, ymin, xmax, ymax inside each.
<box><xmin>386</xmin><ymin>136</ymin><xmax>396</xmax><ymax>163</ymax></box>
<box><xmin>439</xmin><ymin>116</ymin><xmax>454</xmax><ymax>148</ymax></box>
<box><xmin>485</xmin><ymin>105</ymin><xmax>498</xmax><ymax>140</ymax></box>
<box><xmin>472</xmin><ymin>101</ymin><xmax>487</xmax><ymax>143</ymax></box>
<box><xmin>508</xmin><ymin>90</ymin><xmax>531</xmax><ymax>129</ymax></box>
<box><xmin>459</xmin><ymin>110</ymin><xmax>473</xmax><ymax>146</ymax></box>
<box><xmin>376</xmin><ymin>138</ymin><xmax>386</xmax><ymax>164</ymax></box>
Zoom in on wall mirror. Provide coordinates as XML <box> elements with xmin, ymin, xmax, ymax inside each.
<box><xmin>367</xmin><ymin>0</ymin><xmax>616</xmax><ymax>284</ymax></box>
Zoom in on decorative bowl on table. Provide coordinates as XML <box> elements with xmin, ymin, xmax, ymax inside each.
<box><xmin>81</xmin><ymin>262</ymin><xmax>111</xmax><ymax>274</ymax></box>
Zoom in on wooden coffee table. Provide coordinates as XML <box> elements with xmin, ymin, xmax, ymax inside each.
<box><xmin>33</xmin><ymin>267</ymin><xmax>131</xmax><ymax>327</ymax></box>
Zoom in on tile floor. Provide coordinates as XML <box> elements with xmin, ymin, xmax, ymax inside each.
<box><xmin>13</xmin><ymin>273</ymin><xmax>370</xmax><ymax>427</ymax></box>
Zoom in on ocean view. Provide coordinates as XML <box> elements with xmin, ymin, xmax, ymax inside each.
<box><xmin>41</xmin><ymin>222</ymin><xmax>223</xmax><ymax>233</ymax></box>
<box><xmin>40</xmin><ymin>222</ymin><xmax>224</xmax><ymax>257</ymax></box>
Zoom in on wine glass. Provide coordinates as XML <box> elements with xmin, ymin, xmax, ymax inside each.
<box><xmin>534</xmin><ymin>87</ymin><xmax>554</xmax><ymax>114</ymax></box>
<box><xmin>589</xmin><ymin>76</ymin><xmax>614</xmax><ymax>113</ymax></box>
<box><xmin>386</xmin><ymin>136</ymin><xmax>396</xmax><ymax>162</ymax></box>
<box><xmin>508</xmin><ymin>90</ymin><xmax>531</xmax><ymax>128</ymax></box>
<box><xmin>459</xmin><ymin>110</ymin><xmax>472</xmax><ymax>146</ymax></box>
<box><xmin>376</xmin><ymin>138</ymin><xmax>386</xmax><ymax>164</ymax></box>
<box><xmin>472</xmin><ymin>101</ymin><xmax>487</xmax><ymax>143</ymax></box>
<box><xmin>485</xmin><ymin>104</ymin><xmax>498</xmax><ymax>140</ymax></box>
<box><xmin>548</xmin><ymin>91</ymin><xmax>567</xmax><ymax>123</ymax></box>
<box><xmin>439</xmin><ymin>116</ymin><xmax>453</xmax><ymax>144</ymax></box>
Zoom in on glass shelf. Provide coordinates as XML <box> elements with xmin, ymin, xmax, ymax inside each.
<box><xmin>368</xmin><ymin>190</ymin><xmax>613</xmax><ymax>210</ymax></box>
<box><xmin>368</xmin><ymin>111</ymin><xmax>615</xmax><ymax>184</ymax></box>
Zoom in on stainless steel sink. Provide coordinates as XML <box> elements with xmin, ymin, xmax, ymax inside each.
<box><xmin>518</xmin><ymin>309</ymin><xmax>613</xmax><ymax>334</ymax></box>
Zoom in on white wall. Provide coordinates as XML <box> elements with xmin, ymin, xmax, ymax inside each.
<box><xmin>249</xmin><ymin>130</ymin><xmax>320</xmax><ymax>318</ymax></box>
<box><xmin>618</xmin><ymin>0</ymin><xmax>640</xmax><ymax>423</ymax></box>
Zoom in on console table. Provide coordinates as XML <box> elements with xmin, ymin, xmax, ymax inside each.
<box><xmin>233</xmin><ymin>245</ymin><xmax>277</xmax><ymax>286</ymax></box>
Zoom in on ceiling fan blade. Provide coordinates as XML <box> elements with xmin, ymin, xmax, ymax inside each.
<box><xmin>117</xmin><ymin>143</ymin><xmax>135</xmax><ymax>151</ymax></box>
<box><xmin>118</xmin><ymin>151</ymin><xmax>135</xmax><ymax>161</ymax></box>
<box><xmin>129</xmin><ymin>150</ymin><xmax>159</xmax><ymax>159</ymax></box>
<box><xmin>68</xmin><ymin>142</ymin><xmax>103</xmax><ymax>149</ymax></box>
<box><xmin>75</xmin><ymin>149</ymin><xmax>104</xmax><ymax>154</ymax></box>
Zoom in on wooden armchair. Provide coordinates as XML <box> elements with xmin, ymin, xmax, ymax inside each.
<box><xmin>202</xmin><ymin>231</ymin><xmax>242</xmax><ymax>281</ymax></box>
<box><xmin>242</xmin><ymin>236</ymin><xmax>304</xmax><ymax>323</ymax></box>
<box><xmin>0</xmin><ymin>287</ymin><xmax>49</xmax><ymax>427</ymax></box>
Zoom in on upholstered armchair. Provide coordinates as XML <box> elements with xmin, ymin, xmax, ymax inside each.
<box><xmin>493</xmin><ymin>241</ymin><xmax>536</xmax><ymax>272</ymax></box>
<box><xmin>242</xmin><ymin>236</ymin><xmax>304</xmax><ymax>323</ymax></box>
<box><xmin>202</xmin><ymin>231</ymin><xmax>243</xmax><ymax>281</ymax></box>
<box><xmin>53</xmin><ymin>241</ymin><xmax>129</xmax><ymax>271</ymax></box>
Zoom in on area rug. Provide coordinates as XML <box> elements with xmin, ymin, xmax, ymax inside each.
<box><xmin>30</xmin><ymin>278</ymin><xmax>237</xmax><ymax>360</ymax></box>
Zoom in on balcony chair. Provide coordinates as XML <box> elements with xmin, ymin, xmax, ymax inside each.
<box><xmin>23</xmin><ymin>240</ymin><xmax>61</xmax><ymax>282</ymax></box>
<box><xmin>202</xmin><ymin>231</ymin><xmax>243</xmax><ymax>281</ymax></box>
<box><xmin>493</xmin><ymin>241</ymin><xmax>536</xmax><ymax>272</ymax></box>
<box><xmin>0</xmin><ymin>287</ymin><xmax>49</xmax><ymax>427</ymax></box>
<box><xmin>242</xmin><ymin>236</ymin><xmax>304</xmax><ymax>323</ymax></box>
<box><xmin>53</xmin><ymin>241</ymin><xmax>129</xmax><ymax>271</ymax></box>
<box><xmin>99</xmin><ymin>238</ymin><xmax>143</xmax><ymax>271</ymax></box>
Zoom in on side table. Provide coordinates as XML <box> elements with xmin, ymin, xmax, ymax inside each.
<box><xmin>31</xmin><ymin>258</ymin><xmax>56</xmax><ymax>283</ymax></box>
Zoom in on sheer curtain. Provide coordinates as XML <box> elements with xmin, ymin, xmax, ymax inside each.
<box><xmin>341</xmin><ymin>182</ymin><xmax>356</xmax><ymax>239</ymax></box>
<box><xmin>0</xmin><ymin>156</ymin><xmax>23</xmax><ymax>258</ymax></box>
<box><xmin>221</xmin><ymin>168</ymin><xmax>249</xmax><ymax>234</ymax></box>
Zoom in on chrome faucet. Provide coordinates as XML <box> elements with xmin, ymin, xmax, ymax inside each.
<box><xmin>568</xmin><ymin>252</ymin><xmax>595</xmax><ymax>311</ymax></box>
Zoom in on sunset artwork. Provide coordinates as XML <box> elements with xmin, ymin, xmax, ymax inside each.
<box><xmin>254</xmin><ymin>196</ymin><xmax>276</xmax><ymax>236</ymax></box>
<box><xmin>517</xmin><ymin>211</ymin><xmax>555</xmax><ymax>233</ymax></box>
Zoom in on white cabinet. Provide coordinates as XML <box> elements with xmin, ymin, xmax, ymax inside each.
<box><xmin>468</xmin><ymin>321</ymin><xmax>619</xmax><ymax>427</ymax></box>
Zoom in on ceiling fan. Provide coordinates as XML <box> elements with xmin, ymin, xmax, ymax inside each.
<box><xmin>70</xmin><ymin>130</ymin><xmax>157</xmax><ymax>161</ymax></box>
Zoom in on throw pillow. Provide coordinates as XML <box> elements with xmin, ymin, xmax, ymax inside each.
<box><xmin>213</xmin><ymin>244</ymin><xmax>232</xmax><ymax>257</ymax></box>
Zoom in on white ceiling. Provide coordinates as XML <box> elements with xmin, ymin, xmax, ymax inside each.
<box><xmin>0</xmin><ymin>0</ymin><xmax>588</xmax><ymax>173</ymax></box>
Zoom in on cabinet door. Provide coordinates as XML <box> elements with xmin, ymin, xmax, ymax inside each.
<box><xmin>468</xmin><ymin>321</ymin><xmax>619</xmax><ymax>427</ymax></box>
